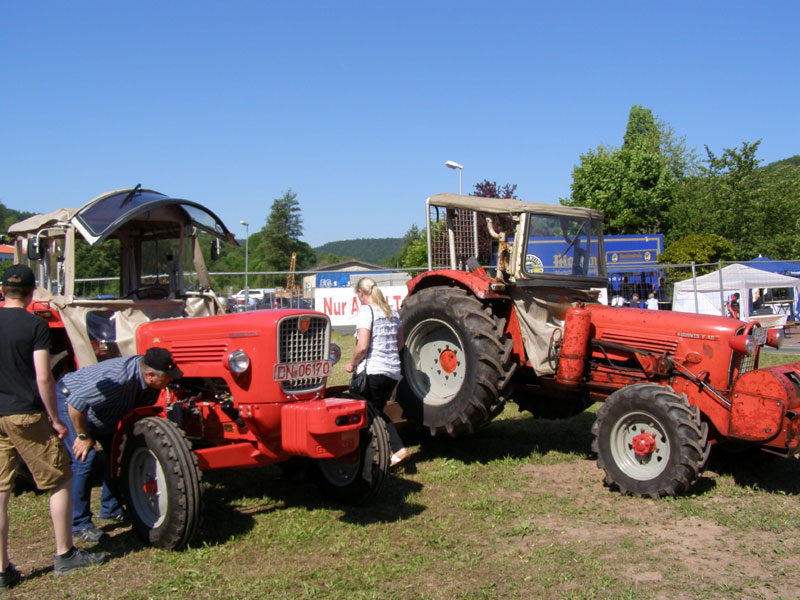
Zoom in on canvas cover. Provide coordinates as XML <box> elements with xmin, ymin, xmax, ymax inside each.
<box><xmin>427</xmin><ymin>193</ymin><xmax>604</xmax><ymax>220</ymax></box>
<box><xmin>7</xmin><ymin>208</ymin><xmax>77</xmax><ymax>236</ymax></box>
<box><xmin>45</xmin><ymin>295</ymin><xmax>221</xmax><ymax>368</ymax></box>
<box><xmin>672</xmin><ymin>264</ymin><xmax>799</xmax><ymax>326</ymax></box>
<box><xmin>509</xmin><ymin>287</ymin><xmax>600</xmax><ymax>376</ymax></box>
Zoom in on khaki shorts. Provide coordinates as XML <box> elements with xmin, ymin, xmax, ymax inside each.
<box><xmin>0</xmin><ymin>413</ymin><xmax>71</xmax><ymax>491</ymax></box>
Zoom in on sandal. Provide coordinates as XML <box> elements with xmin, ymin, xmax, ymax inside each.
<box><xmin>390</xmin><ymin>448</ymin><xmax>409</xmax><ymax>467</ymax></box>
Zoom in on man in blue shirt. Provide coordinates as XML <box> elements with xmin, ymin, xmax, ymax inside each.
<box><xmin>56</xmin><ymin>347</ymin><xmax>182</xmax><ymax>543</ymax></box>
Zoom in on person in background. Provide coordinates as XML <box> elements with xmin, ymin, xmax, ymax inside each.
<box><xmin>345</xmin><ymin>277</ymin><xmax>408</xmax><ymax>467</ymax></box>
<box><xmin>0</xmin><ymin>265</ymin><xmax>107</xmax><ymax>584</ymax></box>
<box><xmin>727</xmin><ymin>292</ymin><xmax>741</xmax><ymax>319</ymax></box>
<box><xmin>646</xmin><ymin>293</ymin><xmax>659</xmax><ymax>310</ymax></box>
<box><xmin>56</xmin><ymin>347</ymin><xmax>182</xmax><ymax>543</ymax></box>
<box><xmin>630</xmin><ymin>293</ymin><xmax>644</xmax><ymax>308</ymax></box>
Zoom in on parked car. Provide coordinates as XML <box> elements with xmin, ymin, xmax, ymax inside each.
<box><xmin>231</xmin><ymin>288</ymin><xmax>272</xmax><ymax>310</ymax></box>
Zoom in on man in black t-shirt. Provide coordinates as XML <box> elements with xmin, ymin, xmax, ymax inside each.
<box><xmin>0</xmin><ymin>265</ymin><xmax>107</xmax><ymax>585</ymax></box>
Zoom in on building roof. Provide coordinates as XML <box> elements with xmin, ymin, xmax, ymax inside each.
<box><xmin>312</xmin><ymin>259</ymin><xmax>388</xmax><ymax>272</ymax></box>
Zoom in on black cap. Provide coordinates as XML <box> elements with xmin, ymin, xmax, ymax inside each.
<box><xmin>142</xmin><ymin>347</ymin><xmax>183</xmax><ymax>379</ymax></box>
<box><xmin>2</xmin><ymin>264</ymin><xmax>36</xmax><ymax>288</ymax></box>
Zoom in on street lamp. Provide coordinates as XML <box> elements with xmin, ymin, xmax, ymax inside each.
<box><xmin>240</xmin><ymin>220</ymin><xmax>249</xmax><ymax>308</ymax></box>
<box><xmin>445</xmin><ymin>160</ymin><xmax>463</xmax><ymax>194</ymax></box>
<box><xmin>445</xmin><ymin>160</ymin><xmax>478</xmax><ymax>260</ymax></box>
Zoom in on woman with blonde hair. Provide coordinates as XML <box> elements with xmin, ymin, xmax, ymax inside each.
<box><xmin>344</xmin><ymin>277</ymin><xmax>407</xmax><ymax>466</ymax></box>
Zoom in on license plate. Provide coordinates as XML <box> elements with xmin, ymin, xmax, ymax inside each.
<box><xmin>274</xmin><ymin>360</ymin><xmax>332</xmax><ymax>381</ymax></box>
<box><xmin>751</xmin><ymin>327</ymin><xmax>767</xmax><ymax>345</ymax></box>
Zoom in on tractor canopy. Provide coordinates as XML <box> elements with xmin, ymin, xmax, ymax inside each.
<box><xmin>6</xmin><ymin>186</ymin><xmax>237</xmax><ymax>368</ymax></box>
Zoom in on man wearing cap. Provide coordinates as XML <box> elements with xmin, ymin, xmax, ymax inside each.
<box><xmin>56</xmin><ymin>347</ymin><xmax>182</xmax><ymax>543</ymax></box>
<box><xmin>0</xmin><ymin>265</ymin><xmax>108</xmax><ymax>584</ymax></box>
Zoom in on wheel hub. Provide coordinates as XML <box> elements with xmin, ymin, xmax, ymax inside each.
<box><xmin>143</xmin><ymin>476</ymin><xmax>158</xmax><ymax>495</ymax></box>
<box><xmin>439</xmin><ymin>348</ymin><xmax>458</xmax><ymax>374</ymax></box>
<box><xmin>631</xmin><ymin>431</ymin><xmax>657</xmax><ymax>456</ymax></box>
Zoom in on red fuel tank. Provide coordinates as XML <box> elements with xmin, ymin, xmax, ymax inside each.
<box><xmin>557</xmin><ymin>306</ymin><xmax>591</xmax><ymax>386</ymax></box>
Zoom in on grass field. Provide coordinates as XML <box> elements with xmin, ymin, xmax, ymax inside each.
<box><xmin>4</xmin><ymin>347</ymin><xmax>800</xmax><ymax>599</ymax></box>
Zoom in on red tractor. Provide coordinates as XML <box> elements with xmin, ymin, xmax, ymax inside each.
<box><xmin>5</xmin><ymin>187</ymin><xmax>390</xmax><ymax>548</ymax></box>
<box><xmin>396</xmin><ymin>193</ymin><xmax>798</xmax><ymax>498</ymax></box>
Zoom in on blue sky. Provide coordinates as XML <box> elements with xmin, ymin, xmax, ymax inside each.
<box><xmin>2</xmin><ymin>2</ymin><xmax>797</xmax><ymax>248</ymax></box>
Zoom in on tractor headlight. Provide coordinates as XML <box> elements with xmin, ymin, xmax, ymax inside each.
<box><xmin>729</xmin><ymin>334</ymin><xmax>756</xmax><ymax>356</ymax></box>
<box><xmin>329</xmin><ymin>343</ymin><xmax>342</xmax><ymax>365</ymax></box>
<box><xmin>227</xmin><ymin>349</ymin><xmax>251</xmax><ymax>373</ymax></box>
<box><xmin>767</xmin><ymin>328</ymin><xmax>785</xmax><ymax>349</ymax></box>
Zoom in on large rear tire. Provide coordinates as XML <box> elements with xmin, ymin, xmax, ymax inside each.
<box><xmin>120</xmin><ymin>417</ymin><xmax>202</xmax><ymax>549</ymax></box>
<box><xmin>315</xmin><ymin>403</ymin><xmax>390</xmax><ymax>504</ymax></box>
<box><xmin>592</xmin><ymin>384</ymin><xmax>710</xmax><ymax>498</ymax></box>
<box><xmin>398</xmin><ymin>287</ymin><xmax>509</xmax><ymax>436</ymax></box>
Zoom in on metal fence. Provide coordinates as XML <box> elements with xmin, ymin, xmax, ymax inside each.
<box><xmin>73</xmin><ymin>259</ymin><xmax>800</xmax><ymax>320</ymax></box>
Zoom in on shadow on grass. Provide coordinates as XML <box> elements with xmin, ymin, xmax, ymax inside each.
<box><xmin>400</xmin><ymin>410</ymin><xmax>598</xmax><ymax>467</ymax></box>
<box><xmin>197</xmin><ymin>463</ymin><xmax>424</xmax><ymax>545</ymax></box>
<box><xmin>707</xmin><ymin>447</ymin><xmax>800</xmax><ymax>496</ymax></box>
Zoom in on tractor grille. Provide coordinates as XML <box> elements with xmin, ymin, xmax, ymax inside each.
<box><xmin>599</xmin><ymin>331</ymin><xmax>679</xmax><ymax>355</ymax></box>
<box><xmin>170</xmin><ymin>342</ymin><xmax>229</xmax><ymax>364</ymax></box>
<box><xmin>734</xmin><ymin>325</ymin><xmax>756</xmax><ymax>379</ymax></box>
<box><xmin>277</xmin><ymin>315</ymin><xmax>329</xmax><ymax>393</ymax></box>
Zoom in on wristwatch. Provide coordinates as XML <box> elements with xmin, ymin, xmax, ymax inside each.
<box><xmin>77</xmin><ymin>433</ymin><xmax>91</xmax><ymax>441</ymax></box>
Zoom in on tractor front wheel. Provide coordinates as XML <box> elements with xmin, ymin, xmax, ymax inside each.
<box><xmin>120</xmin><ymin>417</ymin><xmax>202</xmax><ymax>549</ymax></box>
<box><xmin>315</xmin><ymin>403</ymin><xmax>390</xmax><ymax>504</ymax></box>
<box><xmin>592</xmin><ymin>384</ymin><xmax>710</xmax><ymax>498</ymax></box>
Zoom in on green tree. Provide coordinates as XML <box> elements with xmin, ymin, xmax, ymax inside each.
<box><xmin>622</xmin><ymin>105</ymin><xmax>660</xmax><ymax>152</ymax></box>
<box><xmin>563</xmin><ymin>105</ymin><xmax>698</xmax><ymax>236</ymax></box>
<box><xmin>391</xmin><ymin>224</ymin><xmax>428</xmax><ymax>269</ymax></box>
<box><xmin>667</xmin><ymin>141</ymin><xmax>800</xmax><ymax>259</ymax></box>
<box><xmin>252</xmin><ymin>190</ymin><xmax>315</xmax><ymax>286</ymax></box>
<box><xmin>658</xmin><ymin>233</ymin><xmax>736</xmax><ymax>267</ymax></box>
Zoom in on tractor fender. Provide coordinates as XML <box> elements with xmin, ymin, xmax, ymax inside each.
<box><xmin>109</xmin><ymin>404</ymin><xmax>166</xmax><ymax>479</ymax></box>
<box><xmin>406</xmin><ymin>270</ymin><xmax>525</xmax><ymax>364</ymax></box>
<box><xmin>406</xmin><ymin>269</ymin><xmax>507</xmax><ymax>300</ymax></box>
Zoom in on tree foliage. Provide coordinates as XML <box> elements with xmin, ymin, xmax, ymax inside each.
<box><xmin>658</xmin><ymin>233</ymin><xmax>736</xmax><ymax>266</ymax></box>
<box><xmin>563</xmin><ymin>105</ymin><xmax>689</xmax><ymax>235</ymax></box>
<box><xmin>251</xmin><ymin>190</ymin><xmax>315</xmax><ymax>286</ymax></box>
<box><xmin>667</xmin><ymin>141</ymin><xmax>800</xmax><ymax>260</ymax></box>
<box><xmin>392</xmin><ymin>224</ymin><xmax>427</xmax><ymax>269</ymax></box>
<box><xmin>1</xmin><ymin>202</ymin><xmax>34</xmax><ymax>243</ymax></box>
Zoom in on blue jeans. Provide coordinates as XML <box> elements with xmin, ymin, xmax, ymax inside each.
<box><xmin>56</xmin><ymin>390</ymin><xmax>122</xmax><ymax>531</ymax></box>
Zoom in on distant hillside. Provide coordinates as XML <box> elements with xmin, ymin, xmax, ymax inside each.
<box><xmin>315</xmin><ymin>237</ymin><xmax>403</xmax><ymax>266</ymax></box>
<box><xmin>762</xmin><ymin>155</ymin><xmax>800</xmax><ymax>173</ymax></box>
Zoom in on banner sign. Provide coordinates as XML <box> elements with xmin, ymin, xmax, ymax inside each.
<box><xmin>314</xmin><ymin>285</ymin><xmax>409</xmax><ymax>327</ymax></box>
<box><xmin>605</xmin><ymin>235</ymin><xmax>664</xmax><ymax>270</ymax></box>
<box><xmin>316</xmin><ymin>273</ymin><xmax>351</xmax><ymax>288</ymax></box>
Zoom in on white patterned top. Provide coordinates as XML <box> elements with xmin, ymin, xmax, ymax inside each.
<box><xmin>355</xmin><ymin>304</ymin><xmax>402</xmax><ymax>380</ymax></box>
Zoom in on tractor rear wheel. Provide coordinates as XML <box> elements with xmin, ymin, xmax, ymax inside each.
<box><xmin>397</xmin><ymin>287</ymin><xmax>510</xmax><ymax>437</ymax></box>
<box><xmin>592</xmin><ymin>383</ymin><xmax>710</xmax><ymax>498</ymax></box>
<box><xmin>120</xmin><ymin>417</ymin><xmax>202</xmax><ymax>549</ymax></box>
<box><xmin>315</xmin><ymin>403</ymin><xmax>390</xmax><ymax>504</ymax></box>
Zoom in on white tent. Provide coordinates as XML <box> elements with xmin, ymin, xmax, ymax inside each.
<box><xmin>672</xmin><ymin>264</ymin><xmax>799</xmax><ymax>326</ymax></box>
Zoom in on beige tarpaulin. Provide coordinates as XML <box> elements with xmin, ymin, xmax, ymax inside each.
<box><xmin>509</xmin><ymin>287</ymin><xmax>599</xmax><ymax>376</ymax></box>
<box><xmin>44</xmin><ymin>294</ymin><xmax>224</xmax><ymax>368</ymax></box>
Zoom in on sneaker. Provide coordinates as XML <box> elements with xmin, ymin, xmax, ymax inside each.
<box><xmin>53</xmin><ymin>547</ymin><xmax>109</xmax><ymax>575</ymax></box>
<box><xmin>100</xmin><ymin>511</ymin><xmax>126</xmax><ymax>523</ymax></box>
<box><xmin>0</xmin><ymin>562</ymin><xmax>21</xmax><ymax>588</ymax></box>
<box><xmin>390</xmin><ymin>448</ymin><xmax>409</xmax><ymax>468</ymax></box>
<box><xmin>74</xmin><ymin>524</ymin><xmax>108</xmax><ymax>543</ymax></box>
